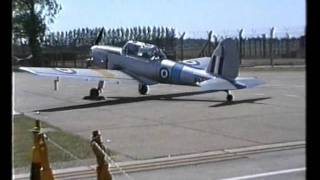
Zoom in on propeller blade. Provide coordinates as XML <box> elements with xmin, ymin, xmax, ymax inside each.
<box><xmin>94</xmin><ymin>27</ymin><xmax>105</xmax><ymax>45</ymax></box>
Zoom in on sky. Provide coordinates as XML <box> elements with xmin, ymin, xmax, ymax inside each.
<box><xmin>49</xmin><ymin>0</ymin><xmax>306</xmax><ymax>38</ymax></box>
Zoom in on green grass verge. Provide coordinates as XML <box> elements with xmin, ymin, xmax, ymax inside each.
<box><xmin>13</xmin><ymin>115</ymin><xmax>96</xmax><ymax>168</ymax></box>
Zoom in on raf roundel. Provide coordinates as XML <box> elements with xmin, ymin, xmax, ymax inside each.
<box><xmin>183</xmin><ymin>60</ymin><xmax>200</xmax><ymax>66</ymax></box>
<box><xmin>159</xmin><ymin>68</ymin><xmax>169</xmax><ymax>80</ymax></box>
<box><xmin>54</xmin><ymin>68</ymin><xmax>77</xmax><ymax>74</ymax></box>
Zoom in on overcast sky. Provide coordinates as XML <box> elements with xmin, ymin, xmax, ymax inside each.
<box><xmin>49</xmin><ymin>0</ymin><xmax>306</xmax><ymax>37</ymax></box>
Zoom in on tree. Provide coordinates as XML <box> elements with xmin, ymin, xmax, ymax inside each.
<box><xmin>13</xmin><ymin>0</ymin><xmax>61</xmax><ymax>66</ymax></box>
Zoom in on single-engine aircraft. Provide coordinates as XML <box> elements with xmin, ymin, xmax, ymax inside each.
<box><xmin>19</xmin><ymin>28</ymin><xmax>264</xmax><ymax>102</ymax></box>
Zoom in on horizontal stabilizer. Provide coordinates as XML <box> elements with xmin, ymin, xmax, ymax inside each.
<box><xmin>235</xmin><ymin>77</ymin><xmax>265</xmax><ymax>88</ymax></box>
<box><xmin>199</xmin><ymin>76</ymin><xmax>264</xmax><ymax>91</ymax></box>
<box><xmin>198</xmin><ymin>77</ymin><xmax>238</xmax><ymax>91</ymax></box>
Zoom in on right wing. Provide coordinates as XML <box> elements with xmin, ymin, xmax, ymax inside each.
<box><xmin>19</xmin><ymin>67</ymin><xmax>137</xmax><ymax>82</ymax></box>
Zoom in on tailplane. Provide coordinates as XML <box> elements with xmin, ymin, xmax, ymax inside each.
<box><xmin>206</xmin><ymin>38</ymin><xmax>240</xmax><ymax>80</ymax></box>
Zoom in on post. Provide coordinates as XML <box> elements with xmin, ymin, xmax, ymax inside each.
<box><xmin>98</xmin><ymin>80</ymin><xmax>105</xmax><ymax>94</ymax></box>
<box><xmin>54</xmin><ymin>77</ymin><xmax>59</xmax><ymax>91</ymax></box>
<box><xmin>262</xmin><ymin>34</ymin><xmax>266</xmax><ymax>58</ymax></box>
<box><xmin>91</xmin><ymin>130</ymin><xmax>112</xmax><ymax>180</ymax></box>
<box><xmin>39</xmin><ymin>133</ymin><xmax>54</xmax><ymax>180</ymax></box>
<box><xmin>213</xmin><ymin>35</ymin><xmax>218</xmax><ymax>49</ymax></box>
<box><xmin>239</xmin><ymin>29</ymin><xmax>243</xmax><ymax>64</ymax></box>
<box><xmin>286</xmin><ymin>33</ymin><xmax>290</xmax><ymax>57</ymax></box>
<box><xmin>30</xmin><ymin>120</ymin><xmax>41</xmax><ymax>180</ymax></box>
<box><xmin>30</xmin><ymin>120</ymin><xmax>55</xmax><ymax>180</ymax></box>
<box><xmin>270</xmin><ymin>27</ymin><xmax>275</xmax><ymax>67</ymax></box>
<box><xmin>180</xmin><ymin>32</ymin><xmax>185</xmax><ymax>60</ymax></box>
<box><xmin>207</xmin><ymin>31</ymin><xmax>213</xmax><ymax>56</ymax></box>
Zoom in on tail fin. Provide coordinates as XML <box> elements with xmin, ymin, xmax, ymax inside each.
<box><xmin>206</xmin><ymin>38</ymin><xmax>240</xmax><ymax>80</ymax></box>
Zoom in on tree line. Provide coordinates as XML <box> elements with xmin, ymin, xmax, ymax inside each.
<box><xmin>13</xmin><ymin>26</ymin><xmax>176</xmax><ymax>48</ymax></box>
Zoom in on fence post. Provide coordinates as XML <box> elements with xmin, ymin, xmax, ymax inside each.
<box><xmin>270</xmin><ymin>27</ymin><xmax>275</xmax><ymax>67</ymax></box>
<box><xmin>179</xmin><ymin>32</ymin><xmax>185</xmax><ymax>60</ymax></box>
<box><xmin>239</xmin><ymin>29</ymin><xmax>243</xmax><ymax>64</ymax></box>
<box><xmin>262</xmin><ymin>34</ymin><xmax>266</xmax><ymax>58</ymax></box>
<box><xmin>207</xmin><ymin>31</ymin><xmax>213</xmax><ymax>56</ymax></box>
<box><xmin>254</xmin><ymin>37</ymin><xmax>257</xmax><ymax>58</ymax></box>
<box><xmin>213</xmin><ymin>35</ymin><xmax>218</xmax><ymax>49</ymax></box>
<box><xmin>286</xmin><ymin>33</ymin><xmax>290</xmax><ymax>58</ymax></box>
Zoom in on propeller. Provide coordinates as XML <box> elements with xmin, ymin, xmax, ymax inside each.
<box><xmin>94</xmin><ymin>27</ymin><xmax>105</xmax><ymax>45</ymax></box>
<box><xmin>87</xmin><ymin>27</ymin><xmax>105</xmax><ymax>68</ymax></box>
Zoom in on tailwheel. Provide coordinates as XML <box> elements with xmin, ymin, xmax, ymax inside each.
<box><xmin>227</xmin><ymin>94</ymin><xmax>234</xmax><ymax>102</ymax></box>
<box><xmin>139</xmin><ymin>84</ymin><xmax>149</xmax><ymax>95</ymax></box>
<box><xmin>226</xmin><ymin>90</ymin><xmax>233</xmax><ymax>102</ymax></box>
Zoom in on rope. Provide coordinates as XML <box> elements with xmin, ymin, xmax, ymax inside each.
<box><xmin>46</xmin><ymin>135</ymin><xmax>134</xmax><ymax>179</ymax></box>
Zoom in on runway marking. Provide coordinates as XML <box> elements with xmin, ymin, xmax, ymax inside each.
<box><xmin>285</xmin><ymin>94</ymin><xmax>300</xmax><ymax>98</ymax></box>
<box><xmin>220</xmin><ymin>167</ymin><xmax>306</xmax><ymax>180</ymax></box>
<box><xmin>263</xmin><ymin>84</ymin><xmax>304</xmax><ymax>88</ymax></box>
<box><xmin>254</xmin><ymin>93</ymin><xmax>265</xmax><ymax>96</ymax></box>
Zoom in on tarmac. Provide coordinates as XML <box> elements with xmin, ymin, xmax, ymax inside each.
<box><xmin>13</xmin><ymin>66</ymin><xmax>305</xmax><ymax>164</ymax></box>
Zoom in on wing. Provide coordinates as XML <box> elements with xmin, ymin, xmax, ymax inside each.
<box><xmin>180</xmin><ymin>57</ymin><xmax>211</xmax><ymax>70</ymax></box>
<box><xmin>198</xmin><ymin>76</ymin><xmax>265</xmax><ymax>91</ymax></box>
<box><xmin>19</xmin><ymin>67</ymin><xmax>137</xmax><ymax>82</ymax></box>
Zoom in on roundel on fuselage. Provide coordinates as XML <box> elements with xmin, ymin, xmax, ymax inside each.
<box><xmin>159</xmin><ymin>68</ymin><xmax>169</xmax><ymax>80</ymax></box>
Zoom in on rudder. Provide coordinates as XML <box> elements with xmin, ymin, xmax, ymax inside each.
<box><xmin>206</xmin><ymin>38</ymin><xmax>240</xmax><ymax>80</ymax></box>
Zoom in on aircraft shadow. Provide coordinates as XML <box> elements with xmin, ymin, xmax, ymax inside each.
<box><xmin>35</xmin><ymin>90</ymin><xmax>270</xmax><ymax>112</ymax></box>
<box><xmin>209</xmin><ymin>97</ymin><xmax>271</xmax><ymax>108</ymax></box>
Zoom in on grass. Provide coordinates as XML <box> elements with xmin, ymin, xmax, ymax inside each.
<box><xmin>13</xmin><ymin>115</ymin><xmax>96</xmax><ymax>169</ymax></box>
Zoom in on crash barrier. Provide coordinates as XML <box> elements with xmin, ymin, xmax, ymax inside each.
<box><xmin>30</xmin><ymin>120</ymin><xmax>54</xmax><ymax>180</ymax></box>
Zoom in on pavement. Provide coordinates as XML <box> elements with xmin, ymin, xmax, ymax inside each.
<box><xmin>13</xmin><ymin>67</ymin><xmax>305</xmax><ymax>172</ymax></box>
<box><xmin>112</xmin><ymin>147</ymin><xmax>305</xmax><ymax>180</ymax></box>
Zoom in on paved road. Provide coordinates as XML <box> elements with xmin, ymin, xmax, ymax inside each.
<box><xmin>112</xmin><ymin>148</ymin><xmax>305</xmax><ymax>180</ymax></box>
<box><xmin>14</xmin><ymin>69</ymin><xmax>305</xmax><ymax>163</ymax></box>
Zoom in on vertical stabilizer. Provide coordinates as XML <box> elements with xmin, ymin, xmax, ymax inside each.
<box><xmin>206</xmin><ymin>38</ymin><xmax>240</xmax><ymax>80</ymax></box>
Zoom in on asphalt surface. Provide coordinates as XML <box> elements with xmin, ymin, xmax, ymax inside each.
<box><xmin>112</xmin><ymin>148</ymin><xmax>305</xmax><ymax>180</ymax></box>
<box><xmin>13</xmin><ymin>68</ymin><xmax>305</xmax><ymax>164</ymax></box>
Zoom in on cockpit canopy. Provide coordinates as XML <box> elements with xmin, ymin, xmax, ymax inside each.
<box><xmin>122</xmin><ymin>41</ymin><xmax>167</xmax><ymax>61</ymax></box>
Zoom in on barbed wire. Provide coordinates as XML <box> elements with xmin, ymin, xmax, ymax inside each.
<box><xmin>180</xmin><ymin>25</ymin><xmax>305</xmax><ymax>39</ymax></box>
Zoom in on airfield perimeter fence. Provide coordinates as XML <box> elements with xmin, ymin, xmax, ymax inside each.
<box><xmin>13</xmin><ymin>26</ymin><xmax>305</xmax><ymax>67</ymax></box>
<box><xmin>176</xmin><ymin>27</ymin><xmax>305</xmax><ymax>66</ymax></box>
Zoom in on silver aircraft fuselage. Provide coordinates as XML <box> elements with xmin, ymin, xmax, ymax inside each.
<box><xmin>91</xmin><ymin>42</ymin><xmax>212</xmax><ymax>87</ymax></box>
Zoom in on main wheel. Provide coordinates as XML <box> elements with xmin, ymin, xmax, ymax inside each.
<box><xmin>138</xmin><ymin>84</ymin><xmax>149</xmax><ymax>95</ymax></box>
<box><xmin>90</xmin><ymin>88</ymin><xmax>99</xmax><ymax>97</ymax></box>
<box><xmin>227</xmin><ymin>94</ymin><xmax>233</xmax><ymax>102</ymax></box>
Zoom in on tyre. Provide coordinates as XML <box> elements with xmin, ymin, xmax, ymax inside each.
<box><xmin>139</xmin><ymin>84</ymin><xmax>149</xmax><ymax>95</ymax></box>
<box><xmin>90</xmin><ymin>88</ymin><xmax>99</xmax><ymax>97</ymax></box>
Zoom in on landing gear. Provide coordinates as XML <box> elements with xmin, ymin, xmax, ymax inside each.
<box><xmin>226</xmin><ymin>90</ymin><xmax>234</xmax><ymax>102</ymax></box>
<box><xmin>84</xmin><ymin>80</ymin><xmax>105</xmax><ymax>100</ymax></box>
<box><xmin>89</xmin><ymin>88</ymin><xmax>99</xmax><ymax>97</ymax></box>
<box><xmin>139</xmin><ymin>84</ymin><xmax>149</xmax><ymax>95</ymax></box>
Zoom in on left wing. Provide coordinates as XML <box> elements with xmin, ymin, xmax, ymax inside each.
<box><xmin>19</xmin><ymin>67</ymin><xmax>136</xmax><ymax>82</ymax></box>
